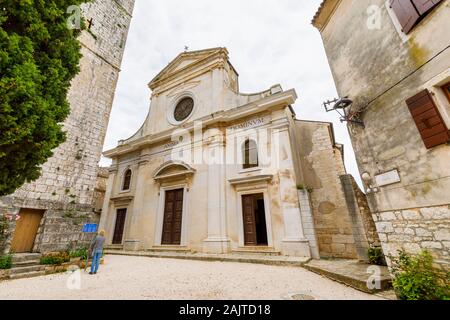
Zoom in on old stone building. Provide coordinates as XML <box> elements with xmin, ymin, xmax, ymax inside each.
<box><xmin>0</xmin><ymin>0</ymin><xmax>135</xmax><ymax>254</ymax></box>
<box><xmin>100</xmin><ymin>47</ymin><xmax>378</xmax><ymax>259</ymax></box>
<box><xmin>313</xmin><ymin>0</ymin><xmax>450</xmax><ymax>267</ymax></box>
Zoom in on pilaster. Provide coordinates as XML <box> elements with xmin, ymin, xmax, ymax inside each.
<box><xmin>272</xmin><ymin>122</ymin><xmax>311</xmax><ymax>257</ymax></box>
<box><xmin>203</xmin><ymin>129</ymin><xmax>231</xmax><ymax>253</ymax></box>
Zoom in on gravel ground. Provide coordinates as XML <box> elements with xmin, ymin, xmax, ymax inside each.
<box><xmin>0</xmin><ymin>255</ymin><xmax>383</xmax><ymax>300</ymax></box>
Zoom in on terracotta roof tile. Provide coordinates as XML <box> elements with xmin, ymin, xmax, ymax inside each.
<box><xmin>311</xmin><ymin>0</ymin><xmax>328</xmax><ymax>26</ymax></box>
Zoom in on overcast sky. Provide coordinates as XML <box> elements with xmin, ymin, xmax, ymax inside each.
<box><xmin>102</xmin><ymin>0</ymin><xmax>363</xmax><ymax>187</ymax></box>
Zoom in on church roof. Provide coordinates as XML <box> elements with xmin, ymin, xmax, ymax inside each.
<box><xmin>148</xmin><ymin>47</ymin><xmax>237</xmax><ymax>90</ymax></box>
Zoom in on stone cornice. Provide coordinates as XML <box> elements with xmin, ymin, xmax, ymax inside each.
<box><xmin>103</xmin><ymin>89</ymin><xmax>297</xmax><ymax>158</ymax></box>
<box><xmin>228</xmin><ymin>174</ymin><xmax>273</xmax><ymax>186</ymax></box>
<box><xmin>151</xmin><ymin>59</ymin><xmax>226</xmax><ymax>97</ymax></box>
<box><xmin>110</xmin><ymin>195</ymin><xmax>133</xmax><ymax>204</ymax></box>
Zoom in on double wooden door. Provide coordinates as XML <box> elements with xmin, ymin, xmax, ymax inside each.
<box><xmin>242</xmin><ymin>193</ymin><xmax>268</xmax><ymax>246</ymax></box>
<box><xmin>10</xmin><ymin>209</ymin><xmax>45</xmax><ymax>253</ymax></box>
<box><xmin>162</xmin><ymin>189</ymin><xmax>184</xmax><ymax>245</ymax></box>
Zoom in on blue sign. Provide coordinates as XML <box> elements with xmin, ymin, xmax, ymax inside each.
<box><xmin>82</xmin><ymin>223</ymin><xmax>98</xmax><ymax>233</ymax></box>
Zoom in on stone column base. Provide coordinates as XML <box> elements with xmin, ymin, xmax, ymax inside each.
<box><xmin>203</xmin><ymin>238</ymin><xmax>231</xmax><ymax>254</ymax></box>
<box><xmin>281</xmin><ymin>239</ymin><xmax>311</xmax><ymax>257</ymax></box>
<box><xmin>123</xmin><ymin>239</ymin><xmax>141</xmax><ymax>251</ymax></box>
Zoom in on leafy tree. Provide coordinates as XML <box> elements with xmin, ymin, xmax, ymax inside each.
<box><xmin>0</xmin><ymin>0</ymin><xmax>90</xmax><ymax>196</ymax></box>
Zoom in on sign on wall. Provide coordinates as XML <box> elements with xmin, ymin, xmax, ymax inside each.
<box><xmin>82</xmin><ymin>223</ymin><xmax>98</xmax><ymax>233</ymax></box>
<box><xmin>375</xmin><ymin>169</ymin><xmax>401</xmax><ymax>187</ymax></box>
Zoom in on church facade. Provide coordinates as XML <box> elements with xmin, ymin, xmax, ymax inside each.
<box><xmin>100</xmin><ymin>48</ymin><xmax>378</xmax><ymax>258</ymax></box>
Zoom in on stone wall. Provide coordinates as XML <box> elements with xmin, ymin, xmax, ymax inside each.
<box><xmin>93</xmin><ymin>167</ymin><xmax>109</xmax><ymax>213</ymax></box>
<box><xmin>0</xmin><ymin>166</ymin><xmax>109</xmax><ymax>254</ymax></box>
<box><xmin>0</xmin><ymin>0</ymin><xmax>135</xmax><ymax>254</ymax></box>
<box><xmin>294</xmin><ymin>120</ymin><xmax>377</xmax><ymax>260</ymax></box>
<box><xmin>372</xmin><ymin>205</ymin><xmax>450</xmax><ymax>268</ymax></box>
<box><xmin>340</xmin><ymin>174</ymin><xmax>380</xmax><ymax>261</ymax></box>
<box><xmin>349</xmin><ymin>176</ymin><xmax>380</xmax><ymax>247</ymax></box>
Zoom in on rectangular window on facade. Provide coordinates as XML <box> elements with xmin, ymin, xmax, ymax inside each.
<box><xmin>390</xmin><ymin>0</ymin><xmax>443</xmax><ymax>33</ymax></box>
<box><xmin>406</xmin><ymin>89</ymin><xmax>450</xmax><ymax>149</ymax></box>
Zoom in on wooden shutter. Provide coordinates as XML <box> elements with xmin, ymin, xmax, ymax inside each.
<box><xmin>411</xmin><ymin>0</ymin><xmax>443</xmax><ymax>15</ymax></box>
<box><xmin>390</xmin><ymin>0</ymin><xmax>420</xmax><ymax>33</ymax></box>
<box><xmin>406</xmin><ymin>89</ymin><xmax>450</xmax><ymax>149</ymax></box>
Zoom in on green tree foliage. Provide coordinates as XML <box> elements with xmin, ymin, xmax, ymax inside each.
<box><xmin>0</xmin><ymin>0</ymin><xmax>90</xmax><ymax>196</ymax></box>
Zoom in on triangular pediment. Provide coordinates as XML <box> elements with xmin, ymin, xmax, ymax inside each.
<box><xmin>149</xmin><ymin>47</ymin><xmax>228</xmax><ymax>90</ymax></box>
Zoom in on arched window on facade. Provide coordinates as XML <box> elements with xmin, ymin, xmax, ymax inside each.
<box><xmin>243</xmin><ymin>139</ymin><xmax>259</xmax><ymax>169</ymax></box>
<box><xmin>122</xmin><ymin>169</ymin><xmax>132</xmax><ymax>191</ymax></box>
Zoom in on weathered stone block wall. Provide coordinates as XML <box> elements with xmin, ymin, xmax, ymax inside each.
<box><xmin>0</xmin><ymin>0</ymin><xmax>135</xmax><ymax>253</ymax></box>
<box><xmin>373</xmin><ymin>205</ymin><xmax>450</xmax><ymax>268</ymax></box>
<box><xmin>295</xmin><ymin>120</ymin><xmax>367</xmax><ymax>259</ymax></box>
<box><xmin>1</xmin><ymin>166</ymin><xmax>109</xmax><ymax>254</ymax></box>
<box><xmin>340</xmin><ymin>174</ymin><xmax>380</xmax><ymax>261</ymax></box>
<box><xmin>350</xmin><ymin>176</ymin><xmax>380</xmax><ymax>247</ymax></box>
<box><xmin>93</xmin><ymin>167</ymin><xmax>109</xmax><ymax>213</ymax></box>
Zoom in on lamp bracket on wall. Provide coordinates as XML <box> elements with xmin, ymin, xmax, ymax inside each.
<box><xmin>323</xmin><ymin>97</ymin><xmax>365</xmax><ymax>128</ymax></box>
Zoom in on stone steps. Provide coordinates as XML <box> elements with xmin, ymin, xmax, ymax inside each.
<box><xmin>3</xmin><ymin>253</ymin><xmax>47</xmax><ymax>281</ymax></box>
<box><xmin>304</xmin><ymin>259</ymin><xmax>392</xmax><ymax>294</ymax></box>
<box><xmin>11</xmin><ymin>260</ymin><xmax>41</xmax><ymax>268</ymax></box>
<box><xmin>232</xmin><ymin>247</ymin><xmax>281</xmax><ymax>256</ymax></box>
<box><xmin>105</xmin><ymin>249</ymin><xmax>310</xmax><ymax>267</ymax></box>
<box><xmin>105</xmin><ymin>245</ymin><xmax>123</xmax><ymax>250</ymax></box>
<box><xmin>9</xmin><ymin>271</ymin><xmax>47</xmax><ymax>280</ymax></box>
<box><xmin>9</xmin><ymin>265</ymin><xmax>46</xmax><ymax>275</ymax></box>
<box><xmin>11</xmin><ymin>253</ymin><xmax>42</xmax><ymax>264</ymax></box>
<box><xmin>147</xmin><ymin>246</ymin><xmax>191</xmax><ymax>253</ymax></box>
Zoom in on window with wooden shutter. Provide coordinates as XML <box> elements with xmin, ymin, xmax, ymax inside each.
<box><xmin>411</xmin><ymin>0</ymin><xmax>443</xmax><ymax>15</ymax></box>
<box><xmin>390</xmin><ymin>0</ymin><xmax>420</xmax><ymax>33</ymax></box>
<box><xmin>406</xmin><ymin>89</ymin><xmax>450</xmax><ymax>149</ymax></box>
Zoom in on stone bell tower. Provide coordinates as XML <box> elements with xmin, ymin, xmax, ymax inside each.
<box><xmin>0</xmin><ymin>0</ymin><xmax>136</xmax><ymax>254</ymax></box>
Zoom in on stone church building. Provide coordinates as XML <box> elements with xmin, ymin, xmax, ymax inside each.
<box><xmin>101</xmin><ymin>48</ymin><xmax>378</xmax><ymax>259</ymax></box>
<box><xmin>0</xmin><ymin>0</ymin><xmax>135</xmax><ymax>254</ymax></box>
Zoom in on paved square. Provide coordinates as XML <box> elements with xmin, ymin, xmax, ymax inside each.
<box><xmin>0</xmin><ymin>255</ymin><xmax>383</xmax><ymax>300</ymax></box>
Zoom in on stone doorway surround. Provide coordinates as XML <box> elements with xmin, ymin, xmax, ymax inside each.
<box><xmin>152</xmin><ymin>161</ymin><xmax>195</xmax><ymax>248</ymax></box>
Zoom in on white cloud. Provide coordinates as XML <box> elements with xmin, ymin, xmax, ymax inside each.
<box><xmin>102</xmin><ymin>0</ymin><xmax>363</xmax><ymax>188</ymax></box>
